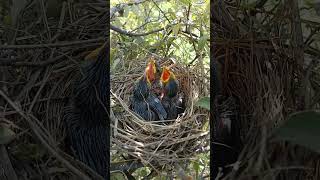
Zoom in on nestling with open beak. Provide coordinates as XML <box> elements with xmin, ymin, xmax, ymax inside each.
<box><xmin>130</xmin><ymin>59</ymin><xmax>167</xmax><ymax>121</ymax></box>
<box><xmin>160</xmin><ymin>66</ymin><xmax>185</xmax><ymax>120</ymax></box>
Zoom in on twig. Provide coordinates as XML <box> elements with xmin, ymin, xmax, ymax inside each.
<box><xmin>0</xmin><ymin>90</ymin><xmax>92</xmax><ymax>180</ymax></box>
<box><xmin>110</xmin><ymin>0</ymin><xmax>149</xmax><ymax>19</ymax></box>
<box><xmin>39</xmin><ymin>0</ymin><xmax>51</xmax><ymax>40</ymax></box>
<box><xmin>0</xmin><ymin>53</ymin><xmax>69</xmax><ymax>67</ymax></box>
<box><xmin>130</xmin><ymin>20</ymin><xmax>159</xmax><ymax>33</ymax></box>
<box><xmin>151</xmin><ymin>0</ymin><xmax>171</xmax><ymax>23</ymax></box>
<box><xmin>0</xmin><ymin>145</ymin><xmax>18</xmax><ymax>180</ymax></box>
<box><xmin>27</xmin><ymin>67</ymin><xmax>51</xmax><ymax>113</ymax></box>
<box><xmin>0</xmin><ymin>38</ymin><xmax>105</xmax><ymax>49</ymax></box>
<box><xmin>110</xmin><ymin>24</ymin><xmax>165</xmax><ymax>37</ymax></box>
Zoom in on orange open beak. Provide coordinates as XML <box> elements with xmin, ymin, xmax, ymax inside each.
<box><xmin>146</xmin><ymin>60</ymin><xmax>156</xmax><ymax>83</ymax></box>
<box><xmin>160</xmin><ymin>67</ymin><xmax>170</xmax><ymax>84</ymax></box>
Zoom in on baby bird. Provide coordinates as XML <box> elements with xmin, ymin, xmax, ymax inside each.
<box><xmin>160</xmin><ymin>66</ymin><xmax>184</xmax><ymax>120</ymax></box>
<box><xmin>130</xmin><ymin>60</ymin><xmax>167</xmax><ymax>121</ymax></box>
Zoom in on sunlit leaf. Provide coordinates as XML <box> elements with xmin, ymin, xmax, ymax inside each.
<box><xmin>123</xmin><ymin>5</ymin><xmax>129</xmax><ymax>17</ymax></box>
<box><xmin>167</xmin><ymin>36</ymin><xmax>176</xmax><ymax>48</ymax></box>
<box><xmin>179</xmin><ymin>0</ymin><xmax>191</xmax><ymax>6</ymax></box>
<box><xmin>173</xmin><ymin>24</ymin><xmax>181</xmax><ymax>36</ymax></box>
<box><xmin>113</xmin><ymin>18</ymin><xmax>122</xmax><ymax>27</ymax></box>
<box><xmin>168</xmin><ymin>8</ymin><xmax>176</xmax><ymax>19</ymax></box>
<box><xmin>273</xmin><ymin>111</ymin><xmax>320</xmax><ymax>153</ymax></box>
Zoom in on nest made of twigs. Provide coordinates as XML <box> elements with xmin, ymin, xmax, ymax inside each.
<box><xmin>110</xmin><ymin>56</ymin><xmax>210</xmax><ymax>171</ymax></box>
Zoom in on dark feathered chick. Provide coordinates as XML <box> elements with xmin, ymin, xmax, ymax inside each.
<box><xmin>64</xmin><ymin>43</ymin><xmax>109</xmax><ymax>179</ymax></box>
<box><xmin>160</xmin><ymin>66</ymin><xmax>185</xmax><ymax>120</ymax></box>
<box><xmin>130</xmin><ymin>60</ymin><xmax>167</xmax><ymax>121</ymax></box>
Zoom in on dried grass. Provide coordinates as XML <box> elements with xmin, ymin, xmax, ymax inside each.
<box><xmin>0</xmin><ymin>1</ymin><xmax>108</xmax><ymax>179</ymax></box>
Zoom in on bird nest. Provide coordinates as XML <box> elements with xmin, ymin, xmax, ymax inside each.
<box><xmin>110</xmin><ymin>57</ymin><xmax>210</xmax><ymax>171</ymax></box>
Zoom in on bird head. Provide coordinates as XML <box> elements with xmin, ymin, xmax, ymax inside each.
<box><xmin>160</xmin><ymin>66</ymin><xmax>176</xmax><ymax>85</ymax></box>
<box><xmin>160</xmin><ymin>66</ymin><xmax>177</xmax><ymax>99</ymax></box>
<box><xmin>145</xmin><ymin>58</ymin><xmax>157</xmax><ymax>85</ymax></box>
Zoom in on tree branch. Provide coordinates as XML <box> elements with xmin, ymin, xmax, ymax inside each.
<box><xmin>110</xmin><ymin>24</ymin><xmax>165</xmax><ymax>36</ymax></box>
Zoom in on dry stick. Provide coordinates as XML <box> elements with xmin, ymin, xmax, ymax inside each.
<box><xmin>0</xmin><ymin>38</ymin><xmax>104</xmax><ymax>49</ymax></box>
<box><xmin>15</xmin><ymin>70</ymin><xmax>41</xmax><ymax>100</ymax></box>
<box><xmin>20</xmin><ymin>64</ymin><xmax>55</xmax><ymax>141</ymax></box>
<box><xmin>289</xmin><ymin>0</ymin><xmax>305</xmax><ymax>111</ymax></box>
<box><xmin>27</xmin><ymin>68</ymin><xmax>50</xmax><ymax>114</ymax></box>
<box><xmin>111</xmin><ymin>91</ymin><xmax>149</xmax><ymax>129</ymax></box>
<box><xmin>0</xmin><ymin>90</ymin><xmax>91</xmax><ymax>180</ymax></box>
<box><xmin>110</xmin><ymin>108</ymin><xmax>119</xmax><ymax>137</ymax></box>
<box><xmin>58</xmin><ymin>150</ymin><xmax>105</xmax><ymax>180</ymax></box>
<box><xmin>0</xmin><ymin>53</ymin><xmax>69</xmax><ymax>67</ymax></box>
<box><xmin>239</xmin><ymin>166</ymin><xmax>313</xmax><ymax>179</ymax></box>
<box><xmin>51</xmin><ymin>1</ymin><xmax>67</xmax><ymax>42</ymax></box>
<box><xmin>39</xmin><ymin>0</ymin><xmax>51</xmax><ymax>40</ymax></box>
<box><xmin>25</xmin><ymin>67</ymin><xmax>58</xmax><ymax>146</ymax></box>
<box><xmin>255</xmin><ymin>126</ymin><xmax>267</xmax><ymax>173</ymax></box>
<box><xmin>0</xmin><ymin>145</ymin><xmax>18</xmax><ymax>180</ymax></box>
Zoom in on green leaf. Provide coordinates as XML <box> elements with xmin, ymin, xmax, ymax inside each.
<box><xmin>179</xmin><ymin>0</ymin><xmax>191</xmax><ymax>5</ymax></box>
<box><xmin>273</xmin><ymin>111</ymin><xmax>320</xmax><ymax>153</ymax></box>
<box><xmin>193</xmin><ymin>161</ymin><xmax>200</xmax><ymax>175</ymax></box>
<box><xmin>171</xmin><ymin>42</ymin><xmax>180</xmax><ymax>50</ymax></box>
<box><xmin>168</xmin><ymin>8</ymin><xmax>176</xmax><ymax>19</ymax></box>
<box><xmin>123</xmin><ymin>5</ymin><xmax>130</xmax><ymax>17</ymax></box>
<box><xmin>110</xmin><ymin>172</ymin><xmax>127</xmax><ymax>180</ymax></box>
<box><xmin>167</xmin><ymin>36</ymin><xmax>176</xmax><ymax>47</ymax></box>
<box><xmin>113</xmin><ymin>18</ymin><xmax>122</xmax><ymax>28</ymax></box>
<box><xmin>172</xmin><ymin>24</ymin><xmax>181</xmax><ymax>36</ymax></box>
<box><xmin>198</xmin><ymin>34</ymin><xmax>209</xmax><ymax>52</ymax></box>
<box><xmin>195</xmin><ymin>97</ymin><xmax>210</xmax><ymax>110</ymax></box>
<box><xmin>0</xmin><ymin>125</ymin><xmax>15</xmax><ymax>145</ymax></box>
<box><xmin>134</xmin><ymin>36</ymin><xmax>144</xmax><ymax>44</ymax></box>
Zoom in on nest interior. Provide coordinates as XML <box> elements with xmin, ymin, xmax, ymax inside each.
<box><xmin>110</xmin><ymin>57</ymin><xmax>210</xmax><ymax>170</ymax></box>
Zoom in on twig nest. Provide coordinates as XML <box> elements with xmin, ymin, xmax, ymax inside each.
<box><xmin>111</xmin><ymin>57</ymin><xmax>210</xmax><ymax>170</ymax></box>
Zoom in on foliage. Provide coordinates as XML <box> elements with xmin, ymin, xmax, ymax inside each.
<box><xmin>110</xmin><ymin>0</ymin><xmax>210</xmax><ymax>69</ymax></box>
<box><xmin>274</xmin><ymin>111</ymin><xmax>320</xmax><ymax>154</ymax></box>
<box><xmin>195</xmin><ymin>96</ymin><xmax>210</xmax><ymax>110</ymax></box>
<box><xmin>110</xmin><ymin>0</ymin><xmax>210</xmax><ymax>179</ymax></box>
